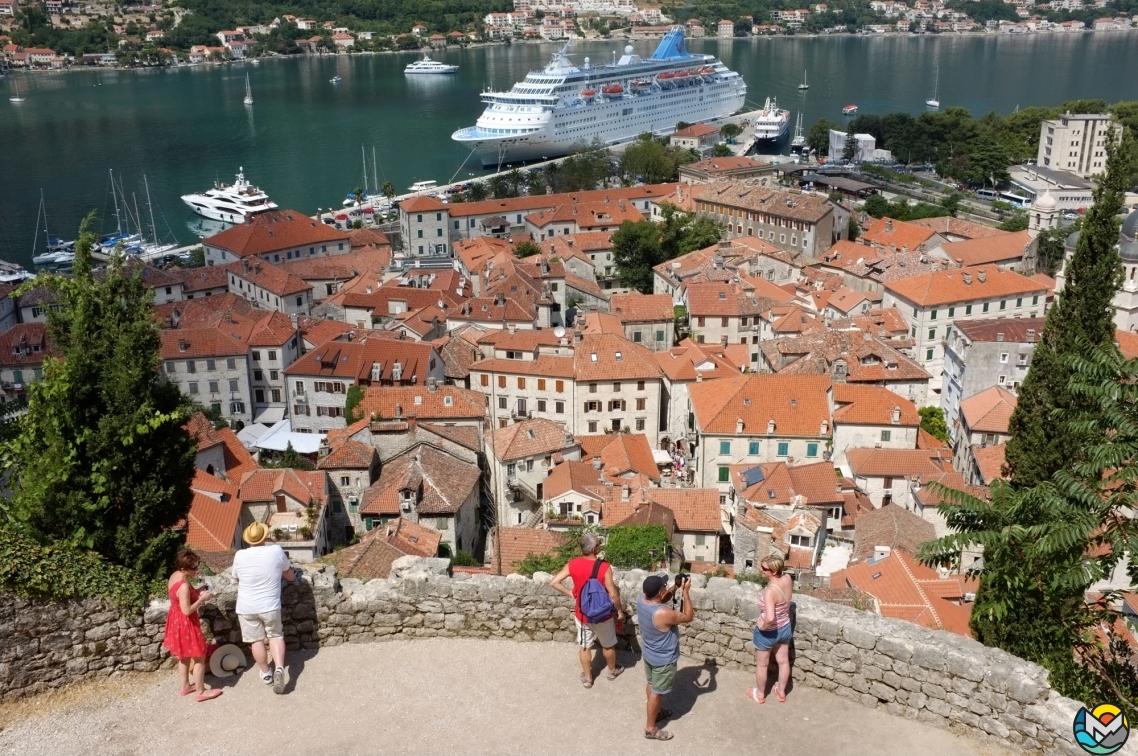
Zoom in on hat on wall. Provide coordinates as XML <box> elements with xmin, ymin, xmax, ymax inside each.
<box><xmin>243</xmin><ymin>522</ymin><xmax>269</xmax><ymax>546</ymax></box>
<box><xmin>208</xmin><ymin>644</ymin><xmax>247</xmax><ymax>678</ymax></box>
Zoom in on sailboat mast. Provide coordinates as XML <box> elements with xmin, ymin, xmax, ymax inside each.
<box><xmin>373</xmin><ymin>147</ymin><xmax>379</xmax><ymax>194</ymax></box>
<box><xmin>31</xmin><ymin>190</ymin><xmax>44</xmax><ymax>255</ymax></box>
<box><xmin>144</xmin><ymin>176</ymin><xmax>158</xmax><ymax>247</ymax></box>
<box><xmin>110</xmin><ymin>169</ymin><xmax>122</xmax><ymax>235</ymax></box>
<box><xmin>361</xmin><ymin>145</ymin><xmax>368</xmax><ymax>196</ymax></box>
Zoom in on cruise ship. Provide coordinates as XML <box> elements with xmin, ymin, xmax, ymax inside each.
<box><xmin>181</xmin><ymin>168</ymin><xmax>278</xmax><ymax>223</ymax></box>
<box><xmin>752</xmin><ymin>96</ymin><xmax>789</xmax><ymax>144</ymax></box>
<box><xmin>453</xmin><ymin>27</ymin><xmax>747</xmax><ymax>167</ymax></box>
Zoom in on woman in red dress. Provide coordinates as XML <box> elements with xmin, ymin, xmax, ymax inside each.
<box><xmin>164</xmin><ymin>550</ymin><xmax>221</xmax><ymax>702</ymax></box>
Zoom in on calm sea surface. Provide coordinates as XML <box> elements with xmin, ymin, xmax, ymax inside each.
<box><xmin>1</xmin><ymin>33</ymin><xmax>1137</xmax><ymax>266</ymax></box>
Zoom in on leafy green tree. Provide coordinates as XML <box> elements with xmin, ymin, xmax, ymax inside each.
<box><xmin>513</xmin><ymin>240</ymin><xmax>542</xmax><ymax>258</ymax></box>
<box><xmin>847</xmin><ymin>216</ymin><xmax>860</xmax><ymax>242</ymax></box>
<box><xmin>526</xmin><ymin>171</ymin><xmax>547</xmax><ymax>196</ymax></box>
<box><xmin>863</xmin><ymin>194</ymin><xmax>889</xmax><ymax>218</ymax></box>
<box><xmin>918</xmin><ymin>406</ymin><xmax>949</xmax><ymax>443</ymax></box>
<box><xmin>344</xmin><ymin>384</ymin><xmax>365</xmax><ymax>423</ymax></box>
<box><xmin>263</xmin><ymin>442</ymin><xmax>315</xmax><ymax>471</ymax></box>
<box><xmin>604</xmin><ymin>525</ymin><xmax>671</xmax><ymax>569</ymax></box>
<box><xmin>1004</xmin><ymin>132</ymin><xmax>1131</xmax><ymax>488</ymax></box>
<box><xmin>467</xmin><ymin>180</ymin><xmax>488</xmax><ymax>202</ymax></box>
<box><xmin>1</xmin><ymin>215</ymin><xmax>195</xmax><ymax>581</ymax></box>
<box><xmin>842</xmin><ymin>130</ymin><xmax>858</xmax><ymax>162</ymax></box>
<box><xmin>720</xmin><ymin>122</ymin><xmax>742</xmax><ymax>141</ymax></box>
<box><xmin>711</xmin><ymin>144</ymin><xmax>733</xmax><ymax>158</ymax></box>
<box><xmin>808</xmin><ymin>118</ymin><xmax>838</xmax><ymax>157</ymax></box>
<box><xmin>611</xmin><ymin>219</ymin><xmax>662</xmax><ymax>294</ymax></box>
<box><xmin>1035</xmin><ymin>226</ymin><xmax>1069</xmax><ymax>277</ymax></box>
<box><xmin>999</xmin><ymin>214</ymin><xmax>1029</xmax><ymax>232</ymax></box>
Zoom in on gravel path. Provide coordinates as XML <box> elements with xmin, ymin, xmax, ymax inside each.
<box><xmin>0</xmin><ymin>638</ymin><xmax>1014</xmax><ymax>756</ymax></box>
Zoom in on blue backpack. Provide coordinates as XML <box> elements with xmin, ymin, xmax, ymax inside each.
<box><xmin>579</xmin><ymin>559</ymin><xmax>615</xmax><ymax>624</ymax></box>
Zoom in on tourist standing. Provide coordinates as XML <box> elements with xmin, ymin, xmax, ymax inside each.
<box><xmin>548</xmin><ymin>533</ymin><xmax>626</xmax><ymax>688</ymax></box>
<box><xmin>637</xmin><ymin>574</ymin><xmax>694</xmax><ymax>741</ymax></box>
<box><xmin>163</xmin><ymin>550</ymin><xmax>221</xmax><ymax>702</ymax></box>
<box><xmin>232</xmin><ymin>523</ymin><xmax>295</xmax><ymax>695</ymax></box>
<box><xmin>748</xmin><ymin>556</ymin><xmax>794</xmax><ymax>704</ymax></box>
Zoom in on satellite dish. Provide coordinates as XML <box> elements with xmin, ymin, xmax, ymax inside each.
<box><xmin>554</xmin><ymin>326</ymin><xmax>567</xmax><ymax>338</ymax></box>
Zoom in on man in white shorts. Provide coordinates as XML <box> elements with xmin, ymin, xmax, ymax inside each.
<box><xmin>233</xmin><ymin>522</ymin><xmax>295</xmax><ymax>694</ymax></box>
<box><xmin>549</xmin><ymin>533</ymin><xmax>626</xmax><ymax>688</ymax></box>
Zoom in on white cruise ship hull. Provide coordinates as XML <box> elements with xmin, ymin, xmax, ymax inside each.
<box><xmin>453</xmin><ymin>28</ymin><xmax>747</xmax><ymax>168</ymax></box>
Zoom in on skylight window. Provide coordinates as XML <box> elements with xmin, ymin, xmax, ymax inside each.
<box><xmin>590</xmin><ymin>353</ymin><xmax>598</xmax><ymax>362</ymax></box>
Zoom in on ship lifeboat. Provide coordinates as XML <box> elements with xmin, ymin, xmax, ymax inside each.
<box><xmin>700</xmin><ymin>66</ymin><xmax>715</xmax><ymax>74</ymax></box>
<box><xmin>581</xmin><ymin>89</ymin><xmax>596</xmax><ymax>98</ymax></box>
<box><xmin>602</xmin><ymin>83</ymin><xmax>624</xmax><ymax>95</ymax></box>
<box><xmin>658</xmin><ymin>72</ymin><xmax>676</xmax><ymax>80</ymax></box>
<box><xmin>632</xmin><ymin>80</ymin><xmax>651</xmax><ymax>88</ymax></box>
<box><xmin>842</xmin><ymin>104</ymin><xmax>859</xmax><ymax>115</ymax></box>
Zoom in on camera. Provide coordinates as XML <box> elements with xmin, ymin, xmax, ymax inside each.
<box><xmin>674</xmin><ymin>573</ymin><xmax>689</xmax><ymax>588</ymax></box>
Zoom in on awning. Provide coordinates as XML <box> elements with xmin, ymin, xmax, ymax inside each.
<box><xmin>253</xmin><ymin>406</ymin><xmax>285</xmax><ymax>425</ymax></box>
<box><xmin>253</xmin><ymin>419</ymin><xmax>325</xmax><ymax>455</ymax></box>
<box><xmin>236</xmin><ymin>422</ymin><xmax>271</xmax><ymax>451</ymax></box>
<box><xmin>652</xmin><ymin>449</ymin><xmax>673</xmax><ymax>466</ymax></box>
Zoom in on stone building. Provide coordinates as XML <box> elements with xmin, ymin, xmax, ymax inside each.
<box><xmin>202</xmin><ymin>209</ymin><xmax>350</xmax><ymax>268</ymax></box>
<box><xmin>486</xmin><ymin>418</ymin><xmax>581</xmax><ymax>528</ymax></box>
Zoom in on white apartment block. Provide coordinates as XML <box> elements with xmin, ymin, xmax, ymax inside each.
<box><xmin>1037</xmin><ymin>112</ymin><xmax>1122</xmax><ymax>179</ymax></box>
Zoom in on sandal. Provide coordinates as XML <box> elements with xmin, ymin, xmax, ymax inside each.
<box><xmin>180</xmin><ymin>685</ymin><xmax>211</xmax><ymax>696</ymax></box>
<box><xmin>195</xmin><ymin>689</ymin><xmax>223</xmax><ymax>702</ymax></box>
<box><xmin>580</xmin><ymin>673</ymin><xmax>594</xmax><ymax>689</ymax></box>
<box><xmin>746</xmin><ymin>687</ymin><xmax>766</xmax><ymax>705</ymax></box>
<box><xmin>644</xmin><ymin>728</ymin><xmax>674</xmax><ymax>741</ymax></box>
<box><xmin>606</xmin><ymin>665</ymin><xmax>625</xmax><ymax>681</ymax></box>
<box><xmin>776</xmin><ymin>688</ymin><xmax>787</xmax><ymax>703</ymax></box>
<box><xmin>655</xmin><ymin>709</ymin><xmax>673</xmax><ymax>723</ymax></box>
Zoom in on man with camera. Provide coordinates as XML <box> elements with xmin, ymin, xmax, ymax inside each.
<box><xmin>637</xmin><ymin>573</ymin><xmax>694</xmax><ymax>741</ymax></box>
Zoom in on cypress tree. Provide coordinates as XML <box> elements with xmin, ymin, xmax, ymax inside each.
<box><xmin>1</xmin><ymin>215</ymin><xmax>196</xmax><ymax>580</ymax></box>
<box><xmin>1003</xmin><ymin>131</ymin><xmax>1132</xmax><ymax>488</ymax></box>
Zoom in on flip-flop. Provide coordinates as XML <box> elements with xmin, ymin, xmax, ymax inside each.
<box><xmin>644</xmin><ymin>728</ymin><xmax>674</xmax><ymax>741</ymax></box>
<box><xmin>606</xmin><ymin>665</ymin><xmax>625</xmax><ymax>681</ymax></box>
<box><xmin>195</xmin><ymin>689</ymin><xmax>223</xmax><ymax>702</ymax></box>
<box><xmin>746</xmin><ymin>687</ymin><xmax>766</xmax><ymax>705</ymax></box>
<box><xmin>655</xmin><ymin>708</ymin><xmax>673</xmax><ymax>723</ymax></box>
<box><xmin>776</xmin><ymin>689</ymin><xmax>787</xmax><ymax>703</ymax></box>
<box><xmin>180</xmin><ymin>684</ymin><xmax>211</xmax><ymax>696</ymax></box>
<box><xmin>580</xmin><ymin>673</ymin><xmax>594</xmax><ymax>689</ymax></box>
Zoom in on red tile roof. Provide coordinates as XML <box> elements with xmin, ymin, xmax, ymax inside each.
<box><xmin>186</xmin><ymin>470</ymin><xmax>242</xmax><ymax>552</ymax></box>
<box><xmin>238</xmin><ymin>468</ymin><xmax>326</xmax><ymax>506</ymax></box>
<box><xmin>492</xmin><ymin>527</ymin><xmax>568</xmax><ymax>575</ymax></box>
<box><xmin>160</xmin><ymin>328</ymin><xmax>248</xmax><ymax>359</ymax></box>
<box><xmin>860</xmin><ymin>217</ymin><xmax>938</xmax><ymax>251</ymax></box>
<box><xmin>688</xmin><ymin>373</ymin><xmax>832</xmax><ymax>437</ymax></box>
<box><xmin>355</xmin><ymin>385</ymin><xmax>485</xmax><ymax>422</ymax></box>
<box><xmin>907</xmin><ymin>216</ymin><xmax>1007</xmax><ymax>241</ymax></box>
<box><xmin>673</xmin><ymin>123</ymin><xmax>718</xmax><ymax>138</ymax></box>
<box><xmin>225</xmin><ymin>260</ymin><xmax>312</xmax><ymax>297</ymax></box>
<box><xmin>446</xmin><ymin>184</ymin><xmax>678</xmax><ymax>220</ymax></box>
<box><xmin>734</xmin><ymin>460</ymin><xmax>846</xmax><ymax>507</ymax></box>
<box><xmin>360</xmin><ymin>444</ymin><xmax>479</xmax><ymax>516</ymax></box>
<box><xmin>939</xmin><ymin>230</ymin><xmax>1032</xmax><ymax>267</ymax></box>
<box><xmin>175</xmin><ymin>265</ymin><xmax>230</xmax><ymax>294</ymax></box>
<box><xmin>884</xmin><ymin>265</ymin><xmax>1046</xmax><ymax>308</ymax></box>
<box><xmin>317</xmin><ymin>438</ymin><xmax>377</xmax><ymax>469</ymax></box>
<box><xmin>1118</xmin><ymin>329</ymin><xmax>1138</xmax><ymax>359</ymax></box>
<box><xmin>610</xmin><ymin>293</ymin><xmax>675</xmax><ymax>323</ymax></box>
<box><xmin>400</xmin><ymin>195</ymin><xmax>448</xmax><ymax>213</ymax></box>
<box><xmin>953</xmin><ymin>317</ymin><xmax>1045</xmax><ymax>343</ymax></box>
<box><xmin>577</xmin><ymin>433</ymin><xmax>659</xmax><ymax>480</ymax></box>
<box><xmin>649</xmin><ymin>488</ymin><xmax>721</xmax><ymax>532</ymax></box>
<box><xmin>972</xmin><ymin>443</ymin><xmax>1007</xmax><ymax>485</ymax></box>
<box><xmin>284</xmin><ymin>339</ymin><xmax>437</xmax><ymax>381</ymax></box>
<box><xmin>652</xmin><ymin>343</ymin><xmax>739</xmax><ymax>382</ymax></box>
<box><xmin>832</xmin><ymin>384</ymin><xmax>920</xmax><ymax>427</ymax></box>
<box><xmin>572</xmin><ymin>333</ymin><xmax>663</xmax><ymax>381</ymax></box>
<box><xmin>488</xmin><ymin>418</ymin><xmax>574</xmax><ymax>462</ymax></box>
<box><xmin>324</xmin><ymin>528</ymin><xmax>413</xmax><ymax>579</ymax></box>
<box><xmin>959</xmin><ymin>386</ymin><xmax>1017</xmax><ymax>434</ymax></box>
<box><xmin>851</xmin><ymin>504</ymin><xmax>937</xmax><ymax>560</ymax></box>
<box><xmin>0</xmin><ymin>323</ymin><xmax>54</xmax><ymax>368</ymax></box>
<box><xmin>204</xmin><ymin>209</ymin><xmax>348</xmax><ymax>258</ymax></box>
<box><xmin>845</xmin><ymin>448</ymin><xmax>952</xmax><ymax>478</ymax></box>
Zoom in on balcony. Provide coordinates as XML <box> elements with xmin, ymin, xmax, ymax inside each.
<box><xmin>506</xmin><ymin>475</ymin><xmax>539</xmax><ymax>501</ymax></box>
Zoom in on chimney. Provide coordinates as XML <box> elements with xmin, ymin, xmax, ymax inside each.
<box><xmin>696</xmin><ymin>372</ymin><xmax>703</xmax><ymax>382</ymax></box>
<box><xmin>290</xmin><ymin>312</ymin><xmax>298</xmax><ymax>329</ymax></box>
<box><xmin>396</xmin><ymin>403</ymin><xmax>403</xmax><ymax>418</ymax></box>
<box><xmin>621</xmin><ymin>484</ymin><xmax>630</xmax><ymax>501</ymax></box>
<box><xmin>508</xmin><ymin>323</ymin><xmax>516</xmax><ymax>334</ymax></box>
<box><xmin>873</xmin><ymin>545</ymin><xmax>892</xmax><ymax>561</ymax></box>
<box><xmin>891</xmin><ymin>406</ymin><xmax>900</xmax><ymax>425</ymax></box>
<box><xmin>428</xmin><ymin>378</ymin><xmax>438</xmax><ymax>393</ymax></box>
<box><xmin>243</xmin><ymin>259</ymin><xmax>250</xmax><ymax>275</ymax></box>
<box><xmin>962</xmin><ymin>272</ymin><xmax>972</xmax><ymax>285</ymax></box>
<box><xmin>885</xmin><ymin>220</ymin><xmax>893</xmax><ymax>233</ymax></box>
<box><xmin>736</xmin><ymin>418</ymin><xmax>744</xmax><ymax>434</ymax></box>
<box><xmin>977</xmin><ymin>270</ymin><xmax>986</xmax><ymax>283</ymax></box>
<box><xmin>820</xmin><ymin>420</ymin><xmax>828</xmax><ymax>435</ymax></box>
<box><xmin>767</xmin><ymin>419</ymin><xmax>775</xmax><ymax>435</ymax></box>
<box><xmin>253</xmin><ymin>262</ymin><xmax>261</xmax><ymax>275</ymax></box>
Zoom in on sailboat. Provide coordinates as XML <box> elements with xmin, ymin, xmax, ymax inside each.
<box><xmin>798</xmin><ymin>70</ymin><xmax>809</xmax><ymax>91</ymax></box>
<box><xmin>791</xmin><ymin>112</ymin><xmax>806</xmax><ymax>152</ymax></box>
<box><xmin>925</xmin><ymin>66</ymin><xmax>940</xmax><ymax>108</ymax></box>
<box><xmin>9</xmin><ymin>81</ymin><xmax>23</xmax><ymax>103</ymax></box>
<box><xmin>31</xmin><ymin>190</ymin><xmax>75</xmax><ymax>266</ymax></box>
<box><xmin>243</xmin><ymin>73</ymin><xmax>254</xmax><ymax>106</ymax></box>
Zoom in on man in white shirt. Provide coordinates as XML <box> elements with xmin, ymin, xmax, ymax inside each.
<box><xmin>233</xmin><ymin>522</ymin><xmax>295</xmax><ymax>694</ymax></box>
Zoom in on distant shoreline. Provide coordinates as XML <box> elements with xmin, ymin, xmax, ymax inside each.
<box><xmin>5</xmin><ymin>26</ymin><xmax>1136</xmax><ymax>76</ymax></box>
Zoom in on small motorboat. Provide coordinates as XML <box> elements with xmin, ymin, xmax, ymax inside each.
<box><xmin>842</xmin><ymin>104</ymin><xmax>859</xmax><ymax>116</ymax></box>
<box><xmin>330</xmin><ymin>76</ymin><xmax>342</xmax><ymax>84</ymax></box>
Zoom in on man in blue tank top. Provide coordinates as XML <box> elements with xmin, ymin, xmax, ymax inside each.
<box><xmin>636</xmin><ymin>574</ymin><xmax>694</xmax><ymax>741</ymax></box>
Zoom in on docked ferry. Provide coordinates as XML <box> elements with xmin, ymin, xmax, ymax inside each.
<box><xmin>452</xmin><ymin>27</ymin><xmax>747</xmax><ymax>167</ymax></box>
<box><xmin>181</xmin><ymin>168</ymin><xmax>278</xmax><ymax>224</ymax></box>
<box><xmin>752</xmin><ymin>96</ymin><xmax>789</xmax><ymax>144</ymax></box>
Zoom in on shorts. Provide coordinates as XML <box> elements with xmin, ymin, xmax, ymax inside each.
<box><xmin>643</xmin><ymin>660</ymin><xmax>677</xmax><ymax>696</ymax></box>
<box><xmin>752</xmin><ymin>622</ymin><xmax>793</xmax><ymax>652</ymax></box>
<box><xmin>239</xmin><ymin>610</ymin><xmax>284</xmax><ymax>643</ymax></box>
<box><xmin>575</xmin><ymin>616</ymin><xmax>617</xmax><ymax>649</ymax></box>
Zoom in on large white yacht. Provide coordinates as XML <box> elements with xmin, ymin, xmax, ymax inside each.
<box><xmin>181</xmin><ymin>168</ymin><xmax>277</xmax><ymax>223</ymax></box>
<box><xmin>752</xmin><ymin>96</ymin><xmax>790</xmax><ymax>144</ymax></box>
<box><xmin>404</xmin><ymin>54</ymin><xmax>458</xmax><ymax>75</ymax></box>
<box><xmin>453</xmin><ymin>27</ymin><xmax>746</xmax><ymax>167</ymax></box>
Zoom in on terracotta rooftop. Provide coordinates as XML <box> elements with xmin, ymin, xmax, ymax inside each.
<box><xmin>225</xmin><ymin>260</ymin><xmax>312</xmax><ymax>297</ymax></box>
<box><xmin>698</xmin><ymin>181</ymin><xmax>834</xmax><ymax>224</ymax></box>
<box><xmin>938</xmin><ymin>230</ymin><xmax>1032</xmax><ymax>267</ymax></box>
<box><xmin>845</xmin><ymin>448</ymin><xmax>952</xmax><ymax>478</ymax></box>
<box><xmin>174</xmin><ymin>264</ymin><xmax>230</xmax><ymax>294</ymax></box>
<box><xmin>492</xmin><ymin>526</ymin><xmax>568</xmax><ymax>575</ymax></box>
<box><xmin>649</xmin><ymin>488</ymin><xmax>721</xmax><ymax>532</ymax></box>
<box><xmin>577</xmin><ymin>433</ymin><xmax>659</xmax><ymax>481</ymax></box>
<box><xmin>1118</xmin><ymin>329</ymin><xmax>1138</xmax><ymax>359</ymax></box>
<box><xmin>572</xmin><ymin>333</ymin><xmax>662</xmax><ymax>382</ymax></box>
<box><xmin>689</xmin><ymin>373</ymin><xmax>832</xmax><ymax>437</ymax></box>
<box><xmin>652</xmin><ymin>343</ymin><xmax>738</xmax><ymax>382</ymax></box>
<box><xmin>186</xmin><ymin>470</ymin><xmax>242</xmax><ymax>553</ymax></box>
<box><xmin>683</xmin><ymin>156</ymin><xmax>771</xmax><ymax>174</ymax></box>
<box><xmin>610</xmin><ymin>293</ymin><xmax>675</xmax><ymax>323</ymax></box>
<box><xmin>539</xmin><ymin>230</ymin><xmax>614</xmax><ymax>257</ymax></box>
<box><xmin>851</xmin><ymin>504</ymin><xmax>936</xmax><ymax>561</ymax></box>
<box><xmin>959</xmin><ymin>385</ymin><xmax>1017</xmax><ymax>435</ymax></box>
<box><xmin>832</xmin><ymin>384</ymin><xmax>920</xmax><ymax>427</ymax></box>
<box><xmin>238</xmin><ymin>468</ymin><xmax>326</xmax><ymax>507</ymax></box>
<box><xmin>860</xmin><ymin>217</ymin><xmax>938</xmax><ymax>251</ymax></box>
<box><xmin>323</xmin><ymin>529</ymin><xmax>412</xmax><ymax>580</ymax></box>
<box><xmin>686</xmin><ymin>281</ymin><xmax>786</xmax><ymax>318</ymax></box>
<box><xmin>673</xmin><ymin>123</ymin><xmax>718</xmax><ymax>138</ymax></box>
<box><xmin>488</xmin><ymin>418</ymin><xmax>574</xmax><ymax>462</ymax></box>
<box><xmin>317</xmin><ymin>438</ymin><xmax>378</xmax><ymax>470</ymax></box>
<box><xmin>284</xmin><ymin>339</ymin><xmax>437</xmax><ymax>382</ymax></box>
<box><xmin>203</xmin><ymin>209</ymin><xmax>348</xmax><ymax>258</ymax></box>
<box><xmin>907</xmin><ymin>216</ymin><xmax>1006</xmax><ymax>241</ymax></box>
<box><xmin>884</xmin><ymin>265</ymin><xmax>1046</xmax><ymax>308</ymax></box>
<box><xmin>0</xmin><ymin>322</ymin><xmax>54</xmax><ymax>368</ymax></box>
<box><xmin>160</xmin><ymin>327</ymin><xmax>247</xmax><ymax>359</ymax></box>
<box><xmin>972</xmin><ymin>443</ymin><xmax>1007</xmax><ymax>485</ymax></box>
<box><xmin>446</xmin><ymin>184</ymin><xmax>678</xmax><ymax>220</ymax></box>
<box><xmin>359</xmin><ymin>444</ymin><xmax>480</xmax><ymax>516</ymax></box>
<box><xmin>733</xmin><ymin>460</ymin><xmax>846</xmax><ymax>507</ymax></box>
<box><xmin>952</xmin><ymin>317</ymin><xmax>1045</xmax><ymax>344</ymax></box>
<box><xmin>355</xmin><ymin>385</ymin><xmax>486</xmax><ymax>423</ymax></box>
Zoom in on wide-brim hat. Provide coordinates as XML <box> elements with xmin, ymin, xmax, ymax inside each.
<box><xmin>209</xmin><ymin>644</ymin><xmax>247</xmax><ymax>678</ymax></box>
<box><xmin>243</xmin><ymin>522</ymin><xmax>269</xmax><ymax>546</ymax></box>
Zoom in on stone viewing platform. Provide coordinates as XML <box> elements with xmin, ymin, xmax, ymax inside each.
<box><xmin>0</xmin><ymin>558</ymin><xmax>1092</xmax><ymax>755</ymax></box>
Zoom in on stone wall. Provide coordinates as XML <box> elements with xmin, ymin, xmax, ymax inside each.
<box><xmin>0</xmin><ymin>560</ymin><xmax>1087</xmax><ymax>755</ymax></box>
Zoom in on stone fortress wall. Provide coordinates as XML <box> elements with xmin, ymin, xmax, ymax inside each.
<box><xmin>0</xmin><ymin>558</ymin><xmax>1089</xmax><ymax>755</ymax></box>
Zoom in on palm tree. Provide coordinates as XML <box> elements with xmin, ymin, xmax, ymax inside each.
<box><xmin>468</xmin><ymin>181</ymin><xmax>488</xmax><ymax>201</ymax></box>
<box><xmin>381</xmin><ymin>181</ymin><xmax>395</xmax><ymax>202</ymax></box>
<box><xmin>353</xmin><ymin>186</ymin><xmax>364</xmax><ymax>207</ymax></box>
<box><xmin>507</xmin><ymin>168</ymin><xmax>524</xmax><ymax>196</ymax></box>
<box><xmin>544</xmin><ymin>162</ymin><xmax>562</xmax><ymax>194</ymax></box>
<box><xmin>487</xmin><ymin>175</ymin><xmax>509</xmax><ymax>200</ymax></box>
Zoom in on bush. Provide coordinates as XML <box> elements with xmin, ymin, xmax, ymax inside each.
<box><xmin>0</xmin><ymin>525</ymin><xmax>161</xmax><ymax>611</ymax></box>
<box><xmin>604</xmin><ymin>525</ymin><xmax>670</xmax><ymax>570</ymax></box>
<box><xmin>451</xmin><ymin>550</ymin><xmax>480</xmax><ymax>567</ymax></box>
<box><xmin>736</xmin><ymin>570</ymin><xmax>768</xmax><ymax>587</ymax></box>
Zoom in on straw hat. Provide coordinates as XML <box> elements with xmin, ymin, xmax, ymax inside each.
<box><xmin>243</xmin><ymin>522</ymin><xmax>269</xmax><ymax>546</ymax></box>
<box><xmin>209</xmin><ymin>644</ymin><xmax>247</xmax><ymax>678</ymax></box>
